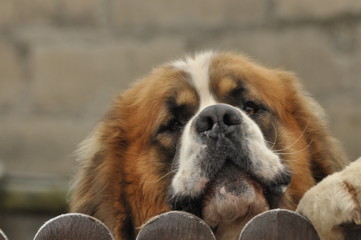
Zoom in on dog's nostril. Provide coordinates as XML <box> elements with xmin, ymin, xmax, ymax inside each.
<box><xmin>195</xmin><ymin>116</ymin><xmax>214</xmax><ymax>133</ymax></box>
<box><xmin>206</xmin><ymin>117</ymin><xmax>214</xmax><ymax>131</ymax></box>
<box><xmin>223</xmin><ymin>112</ymin><xmax>242</xmax><ymax>126</ymax></box>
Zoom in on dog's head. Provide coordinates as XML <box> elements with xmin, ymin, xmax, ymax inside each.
<box><xmin>70</xmin><ymin>52</ymin><xmax>347</xmax><ymax>240</ymax></box>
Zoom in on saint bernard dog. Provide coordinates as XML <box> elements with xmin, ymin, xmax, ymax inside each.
<box><xmin>70</xmin><ymin>51</ymin><xmax>349</xmax><ymax>240</ymax></box>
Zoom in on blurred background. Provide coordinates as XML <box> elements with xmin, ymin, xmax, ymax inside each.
<box><xmin>0</xmin><ymin>0</ymin><xmax>361</xmax><ymax>239</ymax></box>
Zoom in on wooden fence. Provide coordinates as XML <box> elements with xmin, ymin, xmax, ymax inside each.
<box><xmin>1</xmin><ymin>209</ymin><xmax>361</xmax><ymax>240</ymax></box>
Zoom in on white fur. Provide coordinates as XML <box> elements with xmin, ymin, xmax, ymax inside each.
<box><xmin>297</xmin><ymin>157</ymin><xmax>361</xmax><ymax>240</ymax></box>
<box><xmin>239</xmin><ymin>109</ymin><xmax>286</xmax><ymax>182</ymax></box>
<box><xmin>171</xmin><ymin>51</ymin><xmax>217</xmax><ymax>197</ymax></box>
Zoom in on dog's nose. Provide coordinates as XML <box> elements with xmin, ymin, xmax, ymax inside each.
<box><xmin>195</xmin><ymin>104</ymin><xmax>242</xmax><ymax>134</ymax></box>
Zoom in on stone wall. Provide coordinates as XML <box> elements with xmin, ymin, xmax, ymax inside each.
<box><xmin>0</xmin><ymin>0</ymin><xmax>361</xmax><ymax>238</ymax></box>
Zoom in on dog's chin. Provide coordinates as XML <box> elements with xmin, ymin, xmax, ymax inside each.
<box><xmin>202</xmin><ymin>163</ymin><xmax>269</xmax><ymax>229</ymax></box>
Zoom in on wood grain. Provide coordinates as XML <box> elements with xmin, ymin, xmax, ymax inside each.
<box><xmin>239</xmin><ymin>209</ymin><xmax>320</xmax><ymax>240</ymax></box>
<box><xmin>1</xmin><ymin>209</ymin><xmax>356</xmax><ymax>239</ymax></box>
<box><xmin>33</xmin><ymin>213</ymin><xmax>114</xmax><ymax>240</ymax></box>
<box><xmin>136</xmin><ymin>211</ymin><xmax>215</xmax><ymax>240</ymax></box>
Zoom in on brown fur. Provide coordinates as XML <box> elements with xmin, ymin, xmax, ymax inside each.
<box><xmin>70</xmin><ymin>52</ymin><xmax>348</xmax><ymax>239</ymax></box>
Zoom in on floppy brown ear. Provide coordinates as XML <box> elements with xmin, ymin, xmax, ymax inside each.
<box><xmin>278</xmin><ymin>71</ymin><xmax>349</xmax><ymax>182</ymax></box>
<box><xmin>69</xmin><ymin>97</ymin><xmax>135</xmax><ymax>240</ymax></box>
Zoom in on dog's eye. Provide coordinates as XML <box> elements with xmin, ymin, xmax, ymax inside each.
<box><xmin>168</xmin><ymin>119</ymin><xmax>183</xmax><ymax>132</ymax></box>
<box><xmin>243</xmin><ymin>101</ymin><xmax>259</xmax><ymax>115</ymax></box>
<box><xmin>157</xmin><ymin>119</ymin><xmax>184</xmax><ymax>135</ymax></box>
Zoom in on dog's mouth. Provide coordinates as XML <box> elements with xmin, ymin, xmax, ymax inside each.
<box><xmin>170</xmin><ymin>160</ymin><xmax>289</xmax><ymax>231</ymax></box>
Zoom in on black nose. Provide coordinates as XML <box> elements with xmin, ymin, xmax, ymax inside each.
<box><xmin>195</xmin><ymin>104</ymin><xmax>242</xmax><ymax>134</ymax></box>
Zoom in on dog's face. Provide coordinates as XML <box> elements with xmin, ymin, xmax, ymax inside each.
<box><xmin>70</xmin><ymin>52</ymin><xmax>346</xmax><ymax>240</ymax></box>
<box><xmin>156</xmin><ymin>53</ymin><xmax>291</xmax><ymax>235</ymax></box>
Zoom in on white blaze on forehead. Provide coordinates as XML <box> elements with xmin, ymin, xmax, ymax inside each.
<box><xmin>171</xmin><ymin>52</ymin><xmax>217</xmax><ymax>196</ymax></box>
<box><xmin>172</xmin><ymin>51</ymin><xmax>216</xmax><ymax>109</ymax></box>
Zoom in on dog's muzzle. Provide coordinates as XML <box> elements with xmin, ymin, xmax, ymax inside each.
<box><xmin>170</xmin><ymin>103</ymin><xmax>291</xmax><ymax>226</ymax></box>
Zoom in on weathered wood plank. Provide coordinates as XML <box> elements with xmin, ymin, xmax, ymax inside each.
<box><xmin>28</xmin><ymin>210</ymin><xmax>361</xmax><ymax>239</ymax></box>
<box><xmin>136</xmin><ymin>211</ymin><xmax>215</xmax><ymax>240</ymax></box>
<box><xmin>0</xmin><ymin>229</ymin><xmax>8</xmax><ymax>240</ymax></box>
<box><xmin>239</xmin><ymin>209</ymin><xmax>320</xmax><ymax>240</ymax></box>
<box><xmin>33</xmin><ymin>213</ymin><xmax>114</xmax><ymax>240</ymax></box>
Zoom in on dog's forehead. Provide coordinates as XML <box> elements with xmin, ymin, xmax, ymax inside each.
<box><xmin>171</xmin><ymin>51</ymin><xmax>217</xmax><ymax>108</ymax></box>
<box><xmin>171</xmin><ymin>52</ymin><xmax>253</xmax><ymax>109</ymax></box>
<box><xmin>170</xmin><ymin>52</ymin><xmax>292</xmax><ymax>116</ymax></box>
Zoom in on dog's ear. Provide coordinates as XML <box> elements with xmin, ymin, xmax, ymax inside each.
<box><xmin>277</xmin><ymin>71</ymin><xmax>349</xmax><ymax>182</ymax></box>
<box><xmin>69</xmin><ymin>96</ymin><xmax>135</xmax><ymax>239</ymax></box>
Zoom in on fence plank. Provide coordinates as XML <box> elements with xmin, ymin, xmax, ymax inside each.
<box><xmin>33</xmin><ymin>213</ymin><xmax>114</xmax><ymax>240</ymax></box>
<box><xmin>28</xmin><ymin>210</ymin><xmax>361</xmax><ymax>240</ymax></box>
<box><xmin>0</xmin><ymin>229</ymin><xmax>8</xmax><ymax>240</ymax></box>
<box><xmin>136</xmin><ymin>211</ymin><xmax>215</xmax><ymax>240</ymax></box>
<box><xmin>239</xmin><ymin>209</ymin><xmax>319</xmax><ymax>240</ymax></box>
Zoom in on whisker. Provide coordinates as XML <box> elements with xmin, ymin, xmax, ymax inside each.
<box><xmin>270</xmin><ymin>122</ymin><xmax>278</xmax><ymax>150</ymax></box>
<box><xmin>149</xmin><ymin>169</ymin><xmax>176</xmax><ymax>183</ymax></box>
<box><xmin>265</xmin><ymin>140</ymin><xmax>275</xmax><ymax>145</ymax></box>
<box><xmin>277</xmin><ymin>140</ymin><xmax>313</xmax><ymax>156</ymax></box>
<box><xmin>273</xmin><ymin>119</ymin><xmax>310</xmax><ymax>153</ymax></box>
